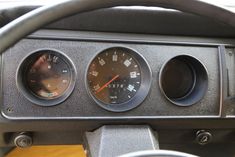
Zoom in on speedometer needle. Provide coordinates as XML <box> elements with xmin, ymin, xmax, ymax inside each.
<box><xmin>97</xmin><ymin>75</ymin><xmax>119</xmax><ymax>93</ymax></box>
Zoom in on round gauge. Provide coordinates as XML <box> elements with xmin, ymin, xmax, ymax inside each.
<box><xmin>17</xmin><ymin>49</ymin><xmax>76</xmax><ymax>106</ymax></box>
<box><xmin>86</xmin><ymin>47</ymin><xmax>152</xmax><ymax>112</ymax></box>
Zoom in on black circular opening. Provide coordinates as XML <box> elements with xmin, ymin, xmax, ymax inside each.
<box><xmin>161</xmin><ymin>59</ymin><xmax>195</xmax><ymax>99</ymax></box>
<box><xmin>159</xmin><ymin>55</ymin><xmax>208</xmax><ymax>106</ymax></box>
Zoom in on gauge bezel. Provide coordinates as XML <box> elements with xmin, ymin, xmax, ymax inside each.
<box><xmin>85</xmin><ymin>46</ymin><xmax>152</xmax><ymax>112</ymax></box>
<box><xmin>16</xmin><ymin>49</ymin><xmax>77</xmax><ymax>107</ymax></box>
<box><xmin>159</xmin><ymin>54</ymin><xmax>208</xmax><ymax>106</ymax></box>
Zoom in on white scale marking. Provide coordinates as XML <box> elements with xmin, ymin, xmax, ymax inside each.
<box><xmin>62</xmin><ymin>69</ymin><xmax>68</xmax><ymax>73</ymax></box>
<box><xmin>91</xmin><ymin>71</ymin><xmax>98</xmax><ymax>77</ymax></box>
<box><xmin>99</xmin><ymin>58</ymin><xmax>106</xmax><ymax>66</ymax></box>
<box><xmin>94</xmin><ymin>84</ymin><xmax>100</xmax><ymax>91</ymax></box>
<box><xmin>53</xmin><ymin>56</ymin><xmax>58</xmax><ymax>63</ymax></box>
<box><xmin>127</xmin><ymin>84</ymin><xmax>135</xmax><ymax>92</ymax></box>
<box><xmin>110</xmin><ymin>96</ymin><xmax>117</xmax><ymax>99</ymax></box>
<box><xmin>42</xmin><ymin>56</ymin><xmax>47</xmax><ymax>62</ymax></box>
<box><xmin>62</xmin><ymin>80</ymin><xmax>68</xmax><ymax>84</ymax></box>
<box><xmin>130</xmin><ymin>71</ymin><xmax>137</xmax><ymax>78</ymax></box>
<box><xmin>113</xmin><ymin>54</ymin><xmax>118</xmax><ymax>61</ymax></box>
<box><xmin>124</xmin><ymin>59</ymin><xmax>131</xmax><ymax>67</ymax></box>
<box><xmin>47</xmin><ymin>55</ymin><xmax>52</xmax><ymax>62</ymax></box>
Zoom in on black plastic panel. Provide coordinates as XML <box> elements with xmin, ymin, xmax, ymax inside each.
<box><xmin>2</xmin><ymin>6</ymin><xmax>235</xmax><ymax>37</ymax></box>
<box><xmin>1</xmin><ymin>35</ymin><xmax>220</xmax><ymax>119</ymax></box>
<box><xmin>45</xmin><ymin>8</ymin><xmax>235</xmax><ymax>38</ymax></box>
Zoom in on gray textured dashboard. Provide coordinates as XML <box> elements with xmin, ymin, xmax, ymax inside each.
<box><xmin>1</xmin><ymin>4</ymin><xmax>235</xmax><ymax>156</ymax></box>
<box><xmin>0</xmin><ymin>29</ymin><xmax>224</xmax><ymax>119</ymax></box>
<box><xmin>1</xmin><ymin>31</ymin><xmax>235</xmax><ymax>156</ymax></box>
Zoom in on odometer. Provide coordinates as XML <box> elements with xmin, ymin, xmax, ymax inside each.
<box><xmin>86</xmin><ymin>47</ymin><xmax>151</xmax><ymax>112</ymax></box>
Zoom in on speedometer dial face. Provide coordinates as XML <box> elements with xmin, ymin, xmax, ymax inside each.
<box><xmin>87</xmin><ymin>47</ymin><xmax>151</xmax><ymax>112</ymax></box>
<box><xmin>88</xmin><ymin>48</ymin><xmax>141</xmax><ymax>104</ymax></box>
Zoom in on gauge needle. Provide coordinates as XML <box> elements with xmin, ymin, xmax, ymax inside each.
<box><xmin>97</xmin><ymin>75</ymin><xmax>119</xmax><ymax>93</ymax></box>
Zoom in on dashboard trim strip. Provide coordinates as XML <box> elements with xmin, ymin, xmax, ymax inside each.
<box><xmin>1</xmin><ymin>111</ymin><xmax>221</xmax><ymax>120</ymax></box>
<box><xmin>28</xmin><ymin>30</ymin><xmax>235</xmax><ymax>47</ymax></box>
<box><xmin>218</xmin><ymin>46</ymin><xmax>227</xmax><ymax>118</ymax></box>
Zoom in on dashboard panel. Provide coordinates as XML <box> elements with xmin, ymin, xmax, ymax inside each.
<box><xmin>1</xmin><ymin>6</ymin><xmax>235</xmax><ymax>156</ymax></box>
<box><xmin>1</xmin><ymin>30</ymin><xmax>221</xmax><ymax>119</ymax></box>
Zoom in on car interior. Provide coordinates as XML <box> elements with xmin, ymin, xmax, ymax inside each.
<box><xmin>1</xmin><ymin>0</ymin><xmax>235</xmax><ymax>156</ymax></box>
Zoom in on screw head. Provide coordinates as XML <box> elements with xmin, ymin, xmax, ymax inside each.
<box><xmin>196</xmin><ymin>130</ymin><xmax>212</xmax><ymax>145</ymax></box>
<box><xmin>14</xmin><ymin>133</ymin><xmax>32</xmax><ymax>148</ymax></box>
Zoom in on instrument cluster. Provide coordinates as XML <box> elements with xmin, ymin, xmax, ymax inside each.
<box><xmin>16</xmin><ymin>46</ymin><xmax>208</xmax><ymax>112</ymax></box>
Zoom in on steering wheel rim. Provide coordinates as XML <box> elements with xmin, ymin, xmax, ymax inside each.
<box><xmin>119</xmin><ymin>150</ymin><xmax>198</xmax><ymax>157</ymax></box>
<box><xmin>0</xmin><ymin>0</ymin><xmax>234</xmax><ymax>156</ymax></box>
<box><xmin>0</xmin><ymin>0</ymin><xmax>235</xmax><ymax>54</ymax></box>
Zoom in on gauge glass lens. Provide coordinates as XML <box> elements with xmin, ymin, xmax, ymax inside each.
<box><xmin>87</xmin><ymin>47</ymin><xmax>141</xmax><ymax>104</ymax></box>
<box><xmin>25</xmin><ymin>52</ymin><xmax>72</xmax><ymax>99</ymax></box>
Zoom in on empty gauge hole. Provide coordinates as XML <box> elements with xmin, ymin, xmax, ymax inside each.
<box><xmin>159</xmin><ymin>55</ymin><xmax>208</xmax><ymax>106</ymax></box>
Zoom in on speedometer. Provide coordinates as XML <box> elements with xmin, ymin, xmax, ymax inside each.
<box><xmin>86</xmin><ymin>47</ymin><xmax>151</xmax><ymax>112</ymax></box>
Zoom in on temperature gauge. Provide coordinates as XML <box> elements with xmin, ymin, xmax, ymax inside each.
<box><xmin>17</xmin><ymin>49</ymin><xmax>76</xmax><ymax>106</ymax></box>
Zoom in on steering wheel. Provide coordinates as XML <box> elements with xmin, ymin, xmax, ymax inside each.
<box><xmin>0</xmin><ymin>0</ymin><xmax>235</xmax><ymax>156</ymax></box>
<box><xmin>119</xmin><ymin>150</ymin><xmax>198</xmax><ymax>157</ymax></box>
